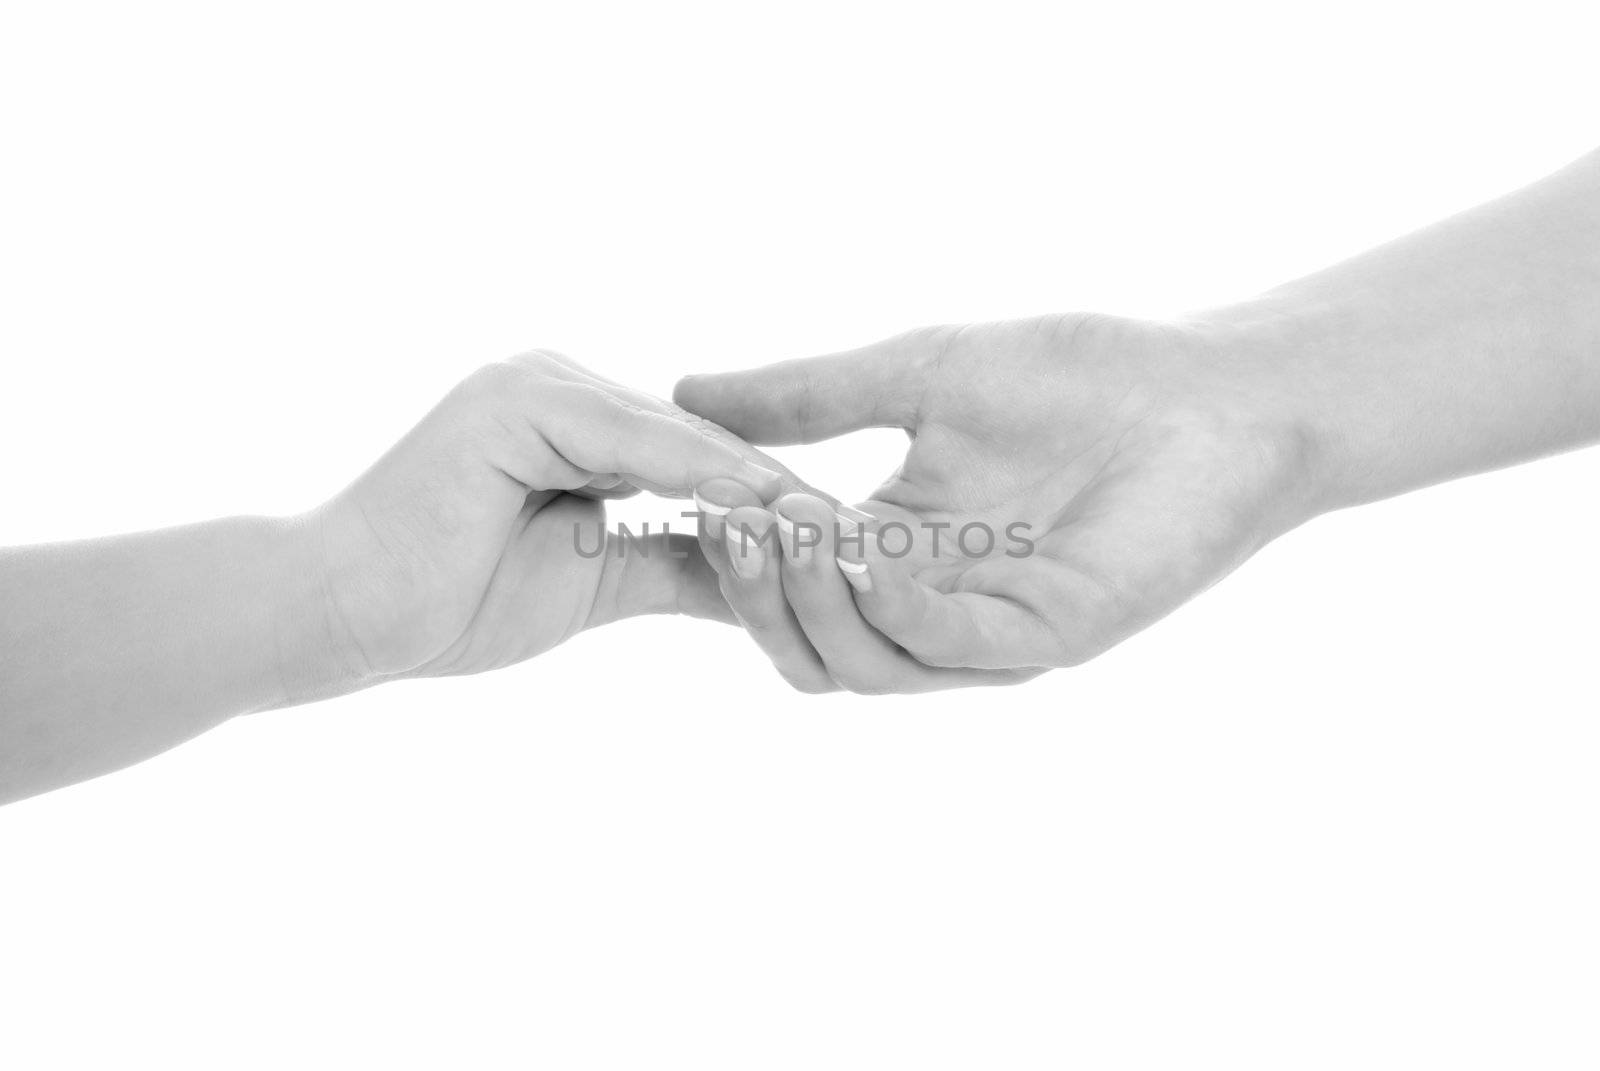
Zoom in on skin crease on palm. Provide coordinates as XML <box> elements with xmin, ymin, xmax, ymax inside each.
<box><xmin>675</xmin><ymin>313</ymin><xmax>1322</xmax><ymax>694</ymax></box>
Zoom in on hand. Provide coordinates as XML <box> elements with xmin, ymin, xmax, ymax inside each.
<box><xmin>309</xmin><ymin>350</ymin><xmax>783</xmax><ymax>688</ymax></box>
<box><xmin>675</xmin><ymin>314</ymin><xmax>1319</xmax><ymax>694</ymax></box>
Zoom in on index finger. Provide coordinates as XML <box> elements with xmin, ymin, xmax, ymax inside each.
<box><xmin>515</xmin><ymin>374</ymin><xmax>785</xmax><ymax>499</ymax></box>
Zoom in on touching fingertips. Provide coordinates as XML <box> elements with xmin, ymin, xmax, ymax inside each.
<box><xmin>729</xmin><ymin>527</ymin><xmax>766</xmax><ymax>580</ymax></box>
<box><xmin>695</xmin><ymin>478</ymin><xmax>765</xmax><ymax>543</ymax></box>
<box><xmin>724</xmin><ymin>508</ymin><xmax>775</xmax><ymax>582</ymax></box>
<box><xmin>836</xmin><ymin>556</ymin><xmax>871</xmax><ymax>592</ymax></box>
<box><xmin>774</xmin><ymin>493</ymin><xmax>836</xmax><ymax>567</ymax></box>
<box><xmin>694</xmin><ymin>490</ymin><xmax>730</xmax><ymax>540</ymax></box>
<box><xmin>834</xmin><ymin>506</ymin><xmax>873</xmax><ymax>592</ymax></box>
<box><xmin>774</xmin><ymin>510</ymin><xmax>814</xmax><ymax>565</ymax></box>
<box><xmin>693</xmin><ymin>490</ymin><xmax>731</xmax><ymax>517</ymax></box>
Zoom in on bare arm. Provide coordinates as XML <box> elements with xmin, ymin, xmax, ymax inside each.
<box><xmin>0</xmin><ymin>517</ymin><xmax>334</xmax><ymax>801</ymax></box>
<box><xmin>0</xmin><ymin>351</ymin><xmax>781</xmax><ymax>804</ymax></box>
<box><xmin>675</xmin><ymin>148</ymin><xmax>1600</xmax><ymax>692</ymax></box>
<box><xmin>1214</xmin><ymin>147</ymin><xmax>1600</xmax><ymax>509</ymax></box>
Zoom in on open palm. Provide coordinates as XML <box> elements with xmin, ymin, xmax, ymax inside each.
<box><xmin>676</xmin><ymin>314</ymin><xmax>1315</xmax><ymax>691</ymax></box>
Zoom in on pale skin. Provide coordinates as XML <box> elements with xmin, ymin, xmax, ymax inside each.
<box><xmin>4</xmin><ymin>149</ymin><xmax>1599</xmax><ymax>801</ymax></box>
<box><xmin>0</xmin><ymin>351</ymin><xmax>788</xmax><ymax>804</ymax></box>
<box><xmin>677</xmin><ymin>148</ymin><xmax>1600</xmax><ymax>694</ymax></box>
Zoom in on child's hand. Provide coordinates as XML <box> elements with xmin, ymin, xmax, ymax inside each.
<box><xmin>311</xmin><ymin>350</ymin><xmax>782</xmax><ymax>687</ymax></box>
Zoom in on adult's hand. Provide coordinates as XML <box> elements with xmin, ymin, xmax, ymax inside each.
<box><xmin>675</xmin><ymin>314</ymin><xmax>1318</xmax><ymax>693</ymax></box>
<box><xmin>678</xmin><ymin>152</ymin><xmax>1600</xmax><ymax>695</ymax></box>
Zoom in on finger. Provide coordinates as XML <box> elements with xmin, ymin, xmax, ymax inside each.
<box><xmin>570</xmin><ymin>473</ymin><xmax>645</xmax><ymax>501</ymax></box>
<box><xmin>513</xmin><ymin>350</ymin><xmax>690</xmax><ymax>498</ymax></box>
<box><xmin>585</xmin><ymin>531</ymin><xmax>735</xmax><ymax>629</ymax></box>
<box><xmin>714</xmin><ymin>505</ymin><xmax>838</xmax><ymax>694</ymax></box>
<box><xmin>690</xmin><ymin>477</ymin><xmax>761</xmax><ymax>543</ymax></box>
<box><xmin>774</xmin><ymin>493</ymin><xmax>1026</xmax><ymax>693</ymax></box>
<box><xmin>672</xmin><ymin>328</ymin><xmax>947</xmax><ymax>445</ymax></box>
<box><xmin>838</xmin><ymin>535</ymin><xmax>1068</xmax><ymax>670</ymax></box>
<box><xmin>514</xmin><ymin>348</ymin><xmax>836</xmax><ymax>504</ymax></box>
<box><xmin>505</xmin><ymin>370</ymin><xmax>784</xmax><ymax>500</ymax></box>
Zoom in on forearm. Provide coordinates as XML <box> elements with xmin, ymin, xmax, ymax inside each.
<box><xmin>1205</xmin><ymin>148</ymin><xmax>1600</xmax><ymax>512</ymax></box>
<box><xmin>0</xmin><ymin>514</ymin><xmax>353</xmax><ymax>804</ymax></box>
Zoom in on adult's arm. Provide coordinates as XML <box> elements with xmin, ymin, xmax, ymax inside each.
<box><xmin>675</xmin><ymin>149</ymin><xmax>1600</xmax><ymax>693</ymax></box>
<box><xmin>1218</xmin><ymin>147</ymin><xmax>1600</xmax><ymax>509</ymax></box>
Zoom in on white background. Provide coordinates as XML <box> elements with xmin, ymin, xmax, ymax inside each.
<box><xmin>2</xmin><ymin>2</ymin><xmax>1598</xmax><ymax>1067</ymax></box>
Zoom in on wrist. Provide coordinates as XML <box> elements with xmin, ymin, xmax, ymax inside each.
<box><xmin>1181</xmin><ymin>297</ymin><xmax>1375</xmax><ymax>520</ymax></box>
<box><xmin>263</xmin><ymin>510</ymin><xmax>376</xmax><ymax>709</ymax></box>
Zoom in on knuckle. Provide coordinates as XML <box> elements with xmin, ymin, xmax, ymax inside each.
<box><xmin>792</xmin><ymin>364</ymin><xmax>822</xmax><ymax>440</ymax></box>
<box><xmin>461</xmin><ymin>360</ymin><xmax>537</xmax><ymax>406</ymax></box>
<box><xmin>567</xmin><ymin>379</ymin><xmax>643</xmax><ymax>419</ymax></box>
<box><xmin>897</xmin><ymin>323</ymin><xmax>952</xmax><ymax>349</ymax></box>
<box><xmin>465</xmin><ymin>359</ymin><xmax>517</xmax><ymax>390</ymax></box>
<box><xmin>900</xmin><ymin>322</ymin><xmax>964</xmax><ymax>371</ymax></box>
<box><xmin>506</xmin><ymin>349</ymin><xmax>566</xmax><ymax>374</ymax></box>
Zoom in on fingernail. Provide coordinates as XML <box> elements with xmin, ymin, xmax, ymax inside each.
<box><xmin>775</xmin><ymin>510</ymin><xmax>814</xmax><ymax>566</ymax></box>
<box><xmin>729</xmin><ymin>528</ymin><xmax>765</xmax><ymax>580</ymax></box>
<box><xmin>835</xmin><ymin>511</ymin><xmax>869</xmax><ymax>561</ymax></box>
<box><xmin>693</xmin><ymin>491</ymin><xmax>731</xmax><ymax>517</ymax></box>
<box><xmin>836</xmin><ymin>556</ymin><xmax>872</xmax><ymax>592</ymax></box>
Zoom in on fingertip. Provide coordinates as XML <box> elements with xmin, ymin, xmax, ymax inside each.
<box><xmin>672</xmin><ymin>373</ymin><xmax>714</xmax><ymax>413</ymax></box>
<box><xmin>773</xmin><ymin>491</ymin><xmax>831</xmax><ymax>520</ymax></box>
<box><xmin>688</xmin><ymin>441</ymin><xmax>781</xmax><ymax>503</ymax></box>
<box><xmin>695</xmin><ymin>478</ymin><xmax>763</xmax><ymax>542</ymax></box>
<box><xmin>836</xmin><ymin>555</ymin><xmax>872</xmax><ymax>593</ymax></box>
<box><xmin>724</xmin><ymin>506</ymin><xmax>776</xmax><ymax>581</ymax></box>
<box><xmin>693</xmin><ymin>491</ymin><xmax>731</xmax><ymax>518</ymax></box>
<box><xmin>695</xmin><ymin>477</ymin><xmax>761</xmax><ymax>511</ymax></box>
<box><xmin>834</xmin><ymin>509</ymin><xmax>872</xmax><ymax>592</ymax></box>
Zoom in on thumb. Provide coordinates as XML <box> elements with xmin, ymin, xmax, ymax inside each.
<box><xmin>673</xmin><ymin>327</ymin><xmax>942</xmax><ymax>445</ymax></box>
<box><xmin>584</xmin><ymin>532</ymin><xmax>737</xmax><ymax>629</ymax></box>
